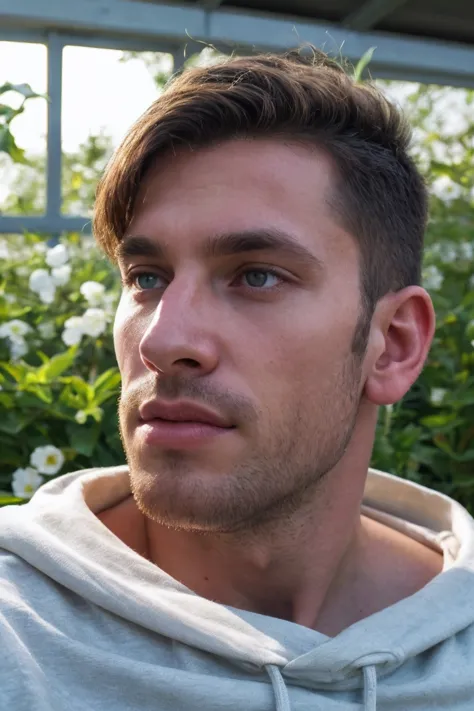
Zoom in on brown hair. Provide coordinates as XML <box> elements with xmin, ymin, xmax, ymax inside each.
<box><xmin>94</xmin><ymin>47</ymin><xmax>427</xmax><ymax>319</ymax></box>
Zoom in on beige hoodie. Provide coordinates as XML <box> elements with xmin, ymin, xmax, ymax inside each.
<box><xmin>0</xmin><ymin>465</ymin><xmax>473</xmax><ymax>710</ymax></box>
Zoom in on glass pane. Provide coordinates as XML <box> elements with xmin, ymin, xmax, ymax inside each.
<box><xmin>0</xmin><ymin>42</ymin><xmax>47</xmax><ymax>215</ymax></box>
<box><xmin>61</xmin><ymin>46</ymin><xmax>172</xmax><ymax>218</ymax></box>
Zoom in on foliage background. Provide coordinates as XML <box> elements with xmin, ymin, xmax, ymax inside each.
<box><xmin>0</xmin><ymin>53</ymin><xmax>473</xmax><ymax>509</ymax></box>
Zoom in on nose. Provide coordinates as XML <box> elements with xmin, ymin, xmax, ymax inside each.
<box><xmin>138</xmin><ymin>276</ymin><xmax>220</xmax><ymax>377</ymax></box>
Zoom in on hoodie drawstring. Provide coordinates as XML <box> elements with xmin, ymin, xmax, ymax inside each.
<box><xmin>265</xmin><ymin>662</ymin><xmax>378</xmax><ymax>711</ymax></box>
<box><xmin>363</xmin><ymin>665</ymin><xmax>378</xmax><ymax>711</ymax></box>
<box><xmin>266</xmin><ymin>664</ymin><xmax>291</xmax><ymax>711</ymax></box>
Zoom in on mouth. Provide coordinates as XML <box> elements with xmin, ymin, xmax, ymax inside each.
<box><xmin>138</xmin><ymin>417</ymin><xmax>236</xmax><ymax>449</ymax></box>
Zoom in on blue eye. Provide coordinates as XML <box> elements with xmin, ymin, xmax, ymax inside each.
<box><xmin>135</xmin><ymin>273</ymin><xmax>162</xmax><ymax>290</ymax></box>
<box><xmin>241</xmin><ymin>270</ymin><xmax>280</xmax><ymax>289</ymax></box>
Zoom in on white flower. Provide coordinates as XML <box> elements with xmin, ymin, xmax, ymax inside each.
<box><xmin>33</xmin><ymin>242</ymin><xmax>47</xmax><ymax>254</ymax></box>
<box><xmin>8</xmin><ymin>336</ymin><xmax>28</xmax><ymax>360</ymax></box>
<box><xmin>30</xmin><ymin>445</ymin><xmax>65</xmax><ymax>475</ymax></box>
<box><xmin>438</xmin><ymin>243</ymin><xmax>458</xmax><ymax>265</ymax></box>
<box><xmin>0</xmin><ymin>321</ymin><xmax>31</xmax><ymax>361</ymax></box>
<box><xmin>423</xmin><ymin>265</ymin><xmax>444</xmax><ymax>291</ymax></box>
<box><xmin>75</xmin><ymin>410</ymin><xmax>87</xmax><ymax>424</ymax></box>
<box><xmin>29</xmin><ymin>268</ymin><xmax>51</xmax><ymax>291</ymax></box>
<box><xmin>80</xmin><ymin>281</ymin><xmax>106</xmax><ymax>307</ymax></box>
<box><xmin>38</xmin><ymin>322</ymin><xmax>56</xmax><ymax>339</ymax></box>
<box><xmin>45</xmin><ymin>243</ymin><xmax>69</xmax><ymax>268</ymax></box>
<box><xmin>29</xmin><ymin>269</ymin><xmax>57</xmax><ymax>303</ymax></box>
<box><xmin>38</xmin><ymin>285</ymin><xmax>56</xmax><ymax>304</ymax></box>
<box><xmin>12</xmin><ymin>467</ymin><xmax>44</xmax><ymax>499</ymax></box>
<box><xmin>0</xmin><ymin>241</ymin><xmax>10</xmax><ymax>260</ymax></box>
<box><xmin>459</xmin><ymin>242</ymin><xmax>474</xmax><ymax>261</ymax></box>
<box><xmin>430</xmin><ymin>388</ymin><xmax>447</xmax><ymax>406</ymax></box>
<box><xmin>29</xmin><ymin>264</ymin><xmax>58</xmax><ymax>303</ymax></box>
<box><xmin>103</xmin><ymin>292</ymin><xmax>118</xmax><ymax>316</ymax></box>
<box><xmin>51</xmin><ymin>264</ymin><xmax>71</xmax><ymax>286</ymax></box>
<box><xmin>0</xmin><ymin>319</ymin><xmax>32</xmax><ymax>339</ymax></box>
<box><xmin>81</xmin><ymin>308</ymin><xmax>107</xmax><ymax>337</ymax></box>
<box><xmin>431</xmin><ymin>176</ymin><xmax>463</xmax><ymax>201</ymax></box>
<box><xmin>62</xmin><ymin>316</ymin><xmax>84</xmax><ymax>346</ymax></box>
<box><xmin>81</xmin><ymin>238</ymin><xmax>98</xmax><ymax>257</ymax></box>
<box><xmin>16</xmin><ymin>266</ymin><xmax>29</xmax><ymax>277</ymax></box>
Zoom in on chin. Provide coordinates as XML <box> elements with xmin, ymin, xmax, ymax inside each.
<box><xmin>127</xmin><ymin>458</ymin><xmax>241</xmax><ymax>532</ymax></box>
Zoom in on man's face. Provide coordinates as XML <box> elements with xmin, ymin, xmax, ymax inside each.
<box><xmin>114</xmin><ymin>139</ymin><xmax>368</xmax><ymax>533</ymax></box>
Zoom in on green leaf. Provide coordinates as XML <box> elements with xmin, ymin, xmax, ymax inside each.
<box><xmin>0</xmin><ymin>125</ymin><xmax>26</xmax><ymax>163</ymax></box>
<box><xmin>92</xmin><ymin>367</ymin><xmax>121</xmax><ymax>394</ymax></box>
<box><xmin>67</xmin><ymin>422</ymin><xmax>100</xmax><ymax>457</ymax></box>
<box><xmin>24</xmin><ymin>384</ymin><xmax>53</xmax><ymax>405</ymax></box>
<box><xmin>0</xmin><ymin>412</ymin><xmax>35</xmax><ymax>435</ymax></box>
<box><xmin>37</xmin><ymin>347</ymin><xmax>77</xmax><ymax>382</ymax></box>
<box><xmin>0</xmin><ymin>493</ymin><xmax>24</xmax><ymax>507</ymax></box>
<box><xmin>0</xmin><ymin>82</ymin><xmax>44</xmax><ymax>100</ymax></box>
<box><xmin>35</xmin><ymin>350</ymin><xmax>50</xmax><ymax>365</ymax></box>
<box><xmin>0</xmin><ymin>392</ymin><xmax>15</xmax><ymax>409</ymax></box>
<box><xmin>9</xmin><ymin>83</ymin><xmax>38</xmax><ymax>99</ymax></box>
<box><xmin>353</xmin><ymin>47</ymin><xmax>376</xmax><ymax>82</ymax></box>
<box><xmin>420</xmin><ymin>413</ymin><xmax>460</xmax><ymax>429</ymax></box>
<box><xmin>0</xmin><ymin>361</ymin><xmax>29</xmax><ymax>383</ymax></box>
<box><xmin>0</xmin><ymin>103</ymin><xmax>20</xmax><ymax>121</ymax></box>
<box><xmin>92</xmin><ymin>368</ymin><xmax>121</xmax><ymax>406</ymax></box>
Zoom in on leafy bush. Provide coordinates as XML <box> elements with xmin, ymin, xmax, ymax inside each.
<box><xmin>0</xmin><ymin>233</ymin><xmax>124</xmax><ymax>504</ymax></box>
<box><xmin>372</xmin><ymin>84</ymin><xmax>474</xmax><ymax>511</ymax></box>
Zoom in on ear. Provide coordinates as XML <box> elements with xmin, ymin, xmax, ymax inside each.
<box><xmin>364</xmin><ymin>286</ymin><xmax>436</xmax><ymax>406</ymax></box>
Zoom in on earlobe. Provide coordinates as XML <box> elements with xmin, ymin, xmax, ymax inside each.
<box><xmin>364</xmin><ymin>287</ymin><xmax>435</xmax><ymax>406</ymax></box>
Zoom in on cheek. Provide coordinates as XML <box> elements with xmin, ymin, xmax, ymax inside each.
<box><xmin>256</xmin><ymin>308</ymin><xmax>355</xmax><ymax>400</ymax></box>
<box><xmin>113</xmin><ymin>297</ymin><xmax>146</xmax><ymax>379</ymax></box>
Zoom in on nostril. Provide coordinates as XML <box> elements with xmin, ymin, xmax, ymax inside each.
<box><xmin>177</xmin><ymin>358</ymin><xmax>201</xmax><ymax>368</ymax></box>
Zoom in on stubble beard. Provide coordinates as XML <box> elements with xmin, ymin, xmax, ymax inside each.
<box><xmin>119</xmin><ymin>350</ymin><xmax>364</xmax><ymax>536</ymax></box>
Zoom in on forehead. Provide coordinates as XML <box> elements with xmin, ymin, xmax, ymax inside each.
<box><xmin>129</xmin><ymin>138</ymin><xmax>356</xmax><ymax>266</ymax></box>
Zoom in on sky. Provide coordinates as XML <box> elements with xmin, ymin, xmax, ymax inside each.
<box><xmin>0</xmin><ymin>41</ymin><xmax>162</xmax><ymax>154</ymax></box>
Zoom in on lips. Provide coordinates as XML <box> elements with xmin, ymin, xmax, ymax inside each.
<box><xmin>138</xmin><ymin>400</ymin><xmax>234</xmax><ymax>429</ymax></box>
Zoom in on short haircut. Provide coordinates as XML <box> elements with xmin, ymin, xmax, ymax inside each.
<box><xmin>94</xmin><ymin>47</ymin><xmax>427</xmax><ymax>321</ymax></box>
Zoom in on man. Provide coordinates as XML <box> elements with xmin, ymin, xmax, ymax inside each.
<box><xmin>1</xmin><ymin>48</ymin><xmax>473</xmax><ymax>711</ymax></box>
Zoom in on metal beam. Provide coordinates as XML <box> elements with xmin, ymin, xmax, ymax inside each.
<box><xmin>45</xmin><ymin>33</ymin><xmax>62</xmax><ymax>225</ymax></box>
<box><xmin>0</xmin><ymin>0</ymin><xmax>474</xmax><ymax>89</ymax></box>
<box><xmin>343</xmin><ymin>0</ymin><xmax>409</xmax><ymax>31</ymax></box>
<box><xmin>0</xmin><ymin>28</ymin><xmax>46</xmax><ymax>43</ymax></box>
<box><xmin>0</xmin><ymin>0</ymin><xmax>204</xmax><ymax>43</ymax></box>
<box><xmin>0</xmin><ymin>216</ymin><xmax>91</xmax><ymax>234</ymax></box>
<box><xmin>54</xmin><ymin>33</ymin><xmax>178</xmax><ymax>54</ymax></box>
<box><xmin>201</xmin><ymin>0</ymin><xmax>225</xmax><ymax>9</ymax></box>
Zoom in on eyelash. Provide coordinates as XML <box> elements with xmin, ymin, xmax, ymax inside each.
<box><xmin>122</xmin><ymin>267</ymin><xmax>287</xmax><ymax>294</ymax></box>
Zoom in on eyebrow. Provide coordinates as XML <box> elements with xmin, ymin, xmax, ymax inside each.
<box><xmin>115</xmin><ymin>228</ymin><xmax>324</xmax><ymax>271</ymax></box>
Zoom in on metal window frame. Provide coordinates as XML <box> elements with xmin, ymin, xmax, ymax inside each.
<box><xmin>1</xmin><ymin>0</ymin><xmax>474</xmax><ymax>237</ymax></box>
<box><xmin>0</xmin><ymin>29</ymin><xmax>184</xmax><ymax>237</ymax></box>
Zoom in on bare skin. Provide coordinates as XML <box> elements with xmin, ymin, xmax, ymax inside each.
<box><xmin>102</xmin><ymin>138</ymin><xmax>442</xmax><ymax>637</ymax></box>
<box><xmin>98</xmin><ymin>495</ymin><xmax>442</xmax><ymax>636</ymax></box>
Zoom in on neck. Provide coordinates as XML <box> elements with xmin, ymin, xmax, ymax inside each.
<box><xmin>144</xmin><ymin>445</ymin><xmax>370</xmax><ymax>633</ymax></box>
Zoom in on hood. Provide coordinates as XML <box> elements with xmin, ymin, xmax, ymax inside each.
<box><xmin>1</xmin><ymin>466</ymin><xmax>474</xmax><ymax>711</ymax></box>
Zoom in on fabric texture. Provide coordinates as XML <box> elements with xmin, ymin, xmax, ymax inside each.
<box><xmin>1</xmin><ymin>465</ymin><xmax>474</xmax><ymax>710</ymax></box>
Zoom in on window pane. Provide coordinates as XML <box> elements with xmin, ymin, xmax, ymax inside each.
<box><xmin>0</xmin><ymin>42</ymin><xmax>47</xmax><ymax>216</ymax></box>
<box><xmin>61</xmin><ymin>46</ymin><xmax>171</xmax><ymax>218</ymax></box>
